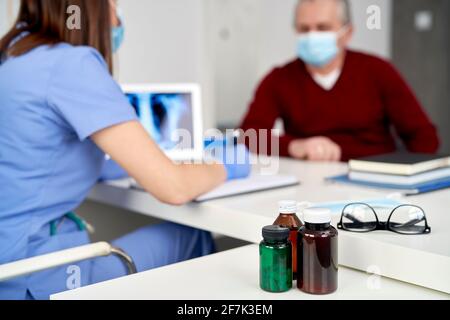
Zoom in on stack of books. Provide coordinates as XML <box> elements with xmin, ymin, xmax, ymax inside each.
<box><xmin>329</xmin><ymin>153</ymin><xmax>450</xmax><ymax>195</ymax></box>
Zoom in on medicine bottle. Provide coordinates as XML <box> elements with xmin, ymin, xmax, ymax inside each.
<box><xmin>297</xmin><ymin>208</ymin><xmax>338</xmax><ymax>294</ymax></box>
<box><xmin>273</xmin><ymin>200</ymin><xmax>303</xmax><ymax>279</ymax></box>
<box><xmin>260</xmin><ymin>225</ymin><xmax>292</xmax><ymax>293</ymax></box>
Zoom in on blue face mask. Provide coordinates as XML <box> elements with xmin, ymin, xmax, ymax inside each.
<box><xmin>112</xmin><ymin>23</ymin><xmax>125</xmax><ymax>53</ymax></box>
<box><xmin>296</xmin><ymin>31</ymin><xmax>341</xmax><ymax>67</ymax></box>
<box><xmin>111</xmin><ymin>1</ymin><xmax>124</xmax><ymax>53</ymax></box>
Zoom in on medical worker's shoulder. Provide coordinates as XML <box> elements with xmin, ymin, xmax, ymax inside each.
<box><xmin>52</xmin><ymin>43</ymin><xmax>109</xmax><ymax>71</ymax></box>
<box><xmin>46</xmin><ymin>43</ymin><xmax>114</xmax><ymax>96</ymax></box>
<box><xmin>347</xmin><ymin>50</ymin><xmax>399</xmax><ymax>77</ymax></box>
<box><xmin>259</xmin><ymin>58</ymin><xmax>303</xmax><ymax>88</ymax></box>
<box><xmin>347</xmin><ymin>50</ymin><xmax>408</xmax><ymax>94</ymax></box>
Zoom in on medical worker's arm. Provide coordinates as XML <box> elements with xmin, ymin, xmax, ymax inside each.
<box><xmin>92</xmin><ymin>121</ymin><xmax>227</xmax><ymax>205</ymax></box>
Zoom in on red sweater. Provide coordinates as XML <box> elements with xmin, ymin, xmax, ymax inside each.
<box><xmin>240</xmin><ymin>50</ymin><xmax>440</xmax><ymax>161</ymax></box>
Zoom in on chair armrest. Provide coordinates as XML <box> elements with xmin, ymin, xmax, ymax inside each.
<box><xmin>0</xmin><ymin>242</ymin><xmax>135</xmax><ymax>282</ymax></box>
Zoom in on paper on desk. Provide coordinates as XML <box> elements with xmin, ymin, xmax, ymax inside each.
<box><xmin>195</xmin><ymin>174</ymin><xmax>300</xmax><ymax>202</ymax></box>
<box><xmin>123</xmin><ymin>173</ymin><xmax>300</xmax><ymax>202</ymax></box>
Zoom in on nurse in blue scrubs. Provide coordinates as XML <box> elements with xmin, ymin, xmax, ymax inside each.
<box><xmin>0</xmin><ymin>0</ymin><xmax>250</xmax><ymax>300</ymax></box>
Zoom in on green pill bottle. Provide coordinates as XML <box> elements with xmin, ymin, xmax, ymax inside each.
<box><xmin>259</xmin><ymin>225</ymin><xmax>293</xmax><ymax>293</ymax></box>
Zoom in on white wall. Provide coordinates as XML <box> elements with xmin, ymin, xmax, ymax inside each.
<box><xmin>208</xmin><ymin>0</ymin><xmax>393</xmax><ymax>127</ymax></box>
<box><xmin>350</xmin><ymin>0</ymin><xmax>392</xmax><ymax>57</ymax></box>
<box><xmin>117</xmin><ymin>0</ymin><xmax>216</xmax><ymax>129</ymax></box>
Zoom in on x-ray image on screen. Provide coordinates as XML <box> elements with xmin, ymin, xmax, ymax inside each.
<box><xmin>126</xmin><ymin>92</ymin><xmax>194</xmax><ymax>150</ymax></box>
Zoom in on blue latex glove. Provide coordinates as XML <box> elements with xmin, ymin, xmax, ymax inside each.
<box><xmin>223</xmin><ymin>144</ymin><xmax>252</xmax><ymax>181</ymax></box>
<box><xmin>204</xmin><ymin>139</ymin><xmax>251</xmax><ymax>181</ymax></box>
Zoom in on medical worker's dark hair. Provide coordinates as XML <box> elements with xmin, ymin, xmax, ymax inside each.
<box><xmin>0</xmin><ymin>0</ymin><xmax>114</xmax><ymax>72</ymax></box>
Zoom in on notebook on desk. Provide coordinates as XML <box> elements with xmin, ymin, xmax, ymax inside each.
<box><xmin>349</xmin><ymin>152</ymin><xmax>450</xmax><ymax>176</ymax></box>
<box><xmin>327</xmin><ymin>174</ymin><xmax>450</xmax><ymax>196</ymax></box>
<box><xmin>128</xmin><ymin>174</ymin><xmax>300</xmax><ymax>202</ymax></box>
<box><xmin>336</xmin><ymin>152</ymin><xmax>450</xmax><ymax>195</ymax></box>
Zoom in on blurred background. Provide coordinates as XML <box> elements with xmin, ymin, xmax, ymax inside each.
<box><xmin>1</xmin><ymin>0</ymin><xmax>449</xmax><ymax>245</ymax></box>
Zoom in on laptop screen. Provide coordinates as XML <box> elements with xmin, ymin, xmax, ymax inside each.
<box><xmin>126</xmin><ymin>92</ymin><xmax>194</xmax><ymax>151</ymax></box>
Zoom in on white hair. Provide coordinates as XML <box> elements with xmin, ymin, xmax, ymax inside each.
<box><xmin>297</xmin><ymin>0</ymin><xmax>352</xmax><ymax>25</ymax></box>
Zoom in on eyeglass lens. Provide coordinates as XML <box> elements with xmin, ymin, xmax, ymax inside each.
<box><xmin>342</xmin><ymin>204</ymin><xmax>377</xmax><ymax>232</ymax></box>
<box><xmin>388</xmin><ymin>206</ymin><xmax>427</xmax><ymax>235</ymax></box>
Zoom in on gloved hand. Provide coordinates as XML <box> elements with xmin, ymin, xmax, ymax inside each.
<box><xmin>204</xmin><ymin>139</ymin><xmax>251</xmax><ymax>181</ymax></box>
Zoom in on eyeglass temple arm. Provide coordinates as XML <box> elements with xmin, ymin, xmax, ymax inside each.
<box><xmin>389</xmin><ymin>218</ymin><xmax>425</xmax><ymax>228</ymax></box>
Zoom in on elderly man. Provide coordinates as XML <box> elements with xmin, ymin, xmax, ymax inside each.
<box><xmin>240</xmin><ymin>0</ymin><xmax>439</xmax><ymax>162</ymax></box>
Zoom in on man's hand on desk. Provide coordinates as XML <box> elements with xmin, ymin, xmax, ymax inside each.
<box><xmin>288</xmin><ymin>137</ymin><xmax>342</xmax><ymax>162</ymax></box>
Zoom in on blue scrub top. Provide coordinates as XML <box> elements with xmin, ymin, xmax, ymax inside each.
<box><xmin>0</xmin><ymin>43</ymin><xmax>137</xmax><ymax>298</ymax></box>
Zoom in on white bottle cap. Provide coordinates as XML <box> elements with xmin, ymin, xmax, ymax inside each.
<box><xmin>303</xmin><ymin>208</ymin><xmax>332</xmax><ymax>224</ymax></box>
<box><xmin>278</xmin><ymin>200</ymin><xmax>298</xmax><ymax>214</ymax></box>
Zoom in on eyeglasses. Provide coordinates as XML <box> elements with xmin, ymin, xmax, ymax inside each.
<box><xmin>337</xmin><ymin>203</ymin><xmax>431</xmax><ymax>235</ymax></box>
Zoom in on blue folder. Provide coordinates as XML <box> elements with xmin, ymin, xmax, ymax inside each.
<box><xmin>327</xmin><ymin>174</ymin><xmax>450</xmax><ymax>196</ymax></box>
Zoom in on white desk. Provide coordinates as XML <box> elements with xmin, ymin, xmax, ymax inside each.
<box><xmin>51</xmin><ymin>245</ymin><xmax>449</xmax><ymax>300</ymax></box>
<box><xmin>86</xmin><ymin>158</ymin><xmax>450</xmax><ymax>294</ymax></box>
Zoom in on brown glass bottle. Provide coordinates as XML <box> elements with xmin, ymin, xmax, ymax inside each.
<box><xmin>297</xmin><ymin>208</ymin><xmax>338</xmax><ymax>295</ymax></box>
<box><xmin>273</xmin><ymin>200</ymin><xmax>303</xmax><ymax>280</ymax></box>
